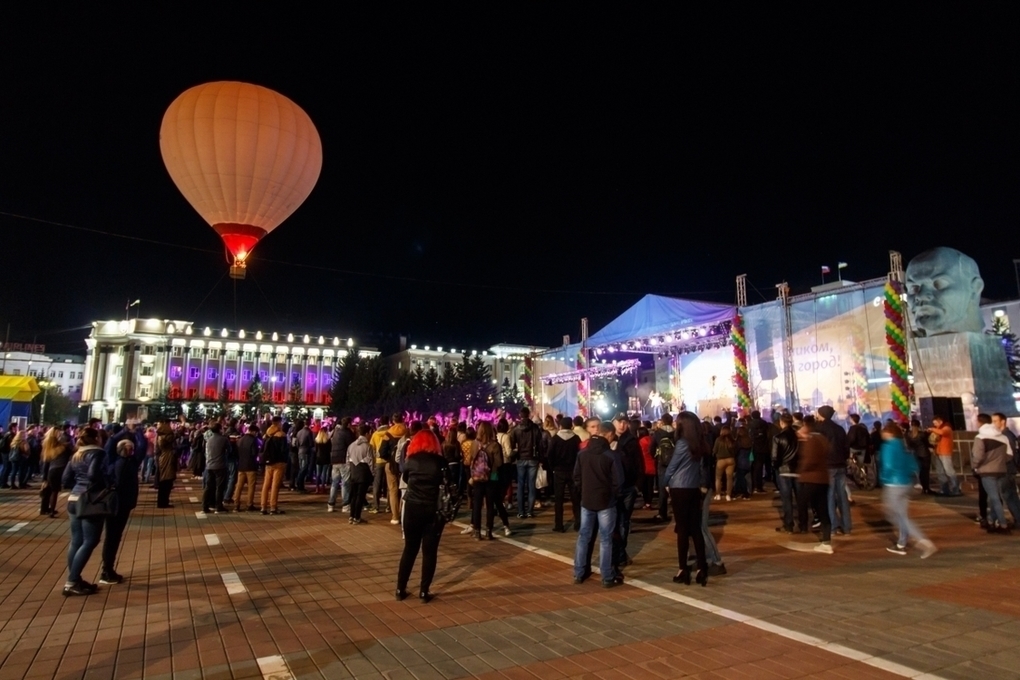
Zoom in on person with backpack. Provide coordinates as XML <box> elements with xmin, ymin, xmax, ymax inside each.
<box><xmin>466</xmin><ymin>422</ymin><xmax>498</xmax><ymax>540</ymax></box>
<box><xmin>712</xmin><ymin>426</ymin><xmax>737</xmax><ymax>501</ymax></box>
<box><xmin>372</xmin><ymin>414</ymin><xmax>408</xmax><ymax>522</ymax></box>
<box><xmin>651</xmin><ymin>414</ymin><xmax>677</xmax><ymax>522</ymax></box>
<box><xmin>328</xmin><ymin>417</ymin><xmax>355</xmax><ymax>513</ymax></box>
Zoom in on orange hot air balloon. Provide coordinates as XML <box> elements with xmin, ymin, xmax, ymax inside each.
<box><xmin>159</xmin><ymin>81</ymin><xmax>323</xmax><ymax>278</ymax></box>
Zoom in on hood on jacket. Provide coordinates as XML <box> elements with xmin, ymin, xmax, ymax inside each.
<box><xmin>557</xmin><ymin>429</ymin><xmax>577</xmax><ymax>441</ymax></box>
<box><xmin>977</xmin><ymin>423</ymin><xmax>1010</xmax><ymax>445</ymax></box>
<box><xmin>389</xmin><ymin>423</ymin><xmax>408</xmax><ymax>439</ymax></box>
<box><xmin>266</xmin><ymin>425</ymin><xmax>284</xmax><ymax>438</ymax></box>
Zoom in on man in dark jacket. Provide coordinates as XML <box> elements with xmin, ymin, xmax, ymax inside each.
<box><xmin>573</xmin><ymin>422</ymin><xmax>623</xmax><ymax>587</ymax></box>
<box><xmin>510</xmin><ymin>407</ymin><xmax>543</xmax><ymax>519</ymax></box>
<box><xmin>547</xmin><ymin>420</ymin><xmax>580</xmax><ymax>532</ymax></box>
<box><xmin>771</xmin><ymin>413</ymin><xmax>799</xmax><ymax>533</ymax></box>
<box><xmin>747</xmin><ymin>411</ymin><xmax>771</xmax><ymax>493</ymax></box>
<box><xmin>293</xmin><ymin>420</ymin><xmax>314</xmax><ymax>493</ymax></box>
<box><xmin>260</xmin><ymin>417</ymin><xmax>289</xmax><ymax>515</ymax></box>
<box><xmin>234</xmin><ymin>424</ymin><xmax>261</xmax><ymax>511</ymax></box>
<box><xmin>816</xmin><ymin>406</ymin><xmax>851</xmax><ymax>535</ymax></box>
<box><xmin>100</xmin><ymin>425</ymin><xmax>146</xmax><ymax>585</ymax></box>
<box><xmin>329</xmin><ymin>417</ymin><xmax>355</xmax><ymax>512</ymax></box>
<box><xmin>612</xmin><ymin>414</ymin><xmax>643</xmax><ymax>569</ymax></box>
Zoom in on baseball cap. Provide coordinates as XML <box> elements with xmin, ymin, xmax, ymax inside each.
<box><xmin>613</xmin><ymin>413</ymin><xmax>629</xmax><ymax>422</ymax></box>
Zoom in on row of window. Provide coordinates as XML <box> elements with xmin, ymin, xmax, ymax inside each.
<box><xmin>166</xmin><ymin>366</ymin><xmax>331</xmax><ymax>385</ymax></box>
<box><xmin>167</xmin><ymin>347</ymin><xmax>333</xmax><ymax>362</ymax></box>
<box><xmin>0</xmin><ymin>369</ymin><xmax>82</xmax><ymax>380</ymax></box>
<box><xmin>163</xmin><ymin>386</ymin><xmax>331</xmax><ymax>404</ymax></box>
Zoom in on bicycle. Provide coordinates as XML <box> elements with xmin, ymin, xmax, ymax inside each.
<box><xmin>846</xmin><ymin>454</ymin><xmax>876</xmax><ymax>491</ymax></box>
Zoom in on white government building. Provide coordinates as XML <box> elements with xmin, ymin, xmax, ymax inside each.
<box><xmin>81</xmin><ymin>319</ymin><xmax>379</xmax><ymax>422</ymax></box>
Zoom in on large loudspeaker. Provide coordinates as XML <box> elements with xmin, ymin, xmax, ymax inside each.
<box><xmin>918</xmin><ymin>397</ymin><xmax>966</xmax><ymax>430</ymax></box>
<box><xmin>754</xmin><ymin>321</ymin><xmax>779</xmax><ymax>381</ymax></box>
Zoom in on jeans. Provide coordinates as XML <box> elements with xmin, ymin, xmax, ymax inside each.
<box><xmin>224</xmin><ymin>460</ymin><xmax>238</xmax><ymax>501</ymax></box>
<box><xmin>397</xmin><ymin>501</ymin><xmax>444</xmax><ymax>594</ymax></box>
<box><xmin>373</xmin><ymin>463</ymin><xmax>389</xmax><ymax>510</ymax></box>
<box><xmin>701</xmin><ymin>491</ymin><xmax>721</xmax><ymax>565</ymax></box>
<box><xmin>516</xmin><ymin>460</ymin><xmax>538</xmax><ymax>516</ymax></box>
<box><xmin>981</xmin><ymin>475</ymin><xmax>1007</xmax><ymax>526</ymax></box>
<box><xmin>553</xmin><ymin>468</ymin><xmax>580</xmax><ymax>530</ymax></box>
<box><xmin>882</xmin><ymin>484</ymin><xmax>927</xmax><ymax>546</ymax></box>
<box><xmin>935</xmin><ymin>455</ymin><xmax>960</xmax><ymax>495</ymax></box>
<box><xmin>67</xmin><ymin>500</ymin><xmax>104</xmax><ymax>583</ymax></box>
<box><xmin>776</xmin><ymin>472</ymin><xmax>795</xmax><ymax>530</ymax></box>
<box><xmin>141</xmin><ymin>456</ymin><xmax>155</xmax><ymax>483</ymax></box>
<box><xmin>295</xmin><ymin>453</ymin><xmax>311</xmax><ymax>491</ymax></box>
<box><xmin>203</xmin><ymin>468</ymin><xmax>227</xmax><ymax>511</ymax></box>
<box><xmin>102</xmin><ymin>510</ymin><xmax>131</xmax><ymax>573</ymax></box>
<box><xmin>999</xmin><ymin>475</ymin><xmax>1020</xmax><ymax>525</ymax></box>
<box><xmin>827</xmin><ymin>467</ymin><xmax>852</xmax><ymax>533</ymax></box>
<box><xmin>614</xmin><ymin>486</ymin><xmax>637</xmax><ymax>567</ymax></box>
<box><xmin>329</xmin><ymin>463</ymin><xmax>351</xmax><ymax>507</ymax></box>
<box><xmin>316</xmin><ymin>464</ymin><xmax>331</xmax><ymax>487</ymax></box>
<box><xmin>574</xmin><ymin>506</ymin><xmax>617</xmax><ymax>582</ymax></box>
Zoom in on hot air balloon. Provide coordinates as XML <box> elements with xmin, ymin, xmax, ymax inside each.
<box><xmin>159</xmin><ymin>81</ymin><xmax>323</xmax><ymax>278</ymax></box>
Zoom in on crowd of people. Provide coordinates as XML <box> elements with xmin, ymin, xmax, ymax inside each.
<box><xmin>1</xmin><ymin>400</ymin><xmax>1016</xmax><ymax>599</ymax></box>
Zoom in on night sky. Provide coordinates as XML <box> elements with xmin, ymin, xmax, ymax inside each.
<box><xmin>3</xmin><ymin>4</ymin><xmax>1017</xmax><ymax>356</ymax></box>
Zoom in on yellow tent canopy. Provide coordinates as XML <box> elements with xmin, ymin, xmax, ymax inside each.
<box><xmin>0</xmin><ymin>376</ymin><xmax>41</xmax><ymax>402</ymax></box>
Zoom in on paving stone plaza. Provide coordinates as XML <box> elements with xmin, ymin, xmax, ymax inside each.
<box><xmin>0</xmin><ymin>478</ymin><xmax>1017</xmax><ymax>680</ymax></box>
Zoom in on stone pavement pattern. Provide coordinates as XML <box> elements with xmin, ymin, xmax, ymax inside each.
<box><xmin>0</xmin><ymin>476</ymin><xmax>1018</xmax><ymax>680</ymax></box>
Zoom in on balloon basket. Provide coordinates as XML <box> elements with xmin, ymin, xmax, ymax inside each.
<box><xmin>229</xmin><ymin>265</ymin><xmax>247</xmax><ymax>280</ymax></box>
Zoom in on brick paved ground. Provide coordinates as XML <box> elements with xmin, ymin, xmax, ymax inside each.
<box><xmin>0</xmin><ymin>474</ymin><xmax>1017</xmax><ymax>680</ymax></box>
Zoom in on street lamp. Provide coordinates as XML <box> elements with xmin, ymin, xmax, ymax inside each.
<box><xmin>126</xmin><ymin>299</ymin><xmax>140</xmax><ymax>320</ymax></box>
<box><xmin>38</xmin><ymin>379</ymin><xmax>52</xmax><ymax>425</ymax></box>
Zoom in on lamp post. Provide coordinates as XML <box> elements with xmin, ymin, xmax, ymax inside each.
<box><xmin>125</xmin><ymin>299</ymin><xmax>140</xmax><ymax>321</ymax></box>
<box><xmin>38</xmin><ymin>379</ymin><xmax>52</xmax><ymax>425</ymax></box>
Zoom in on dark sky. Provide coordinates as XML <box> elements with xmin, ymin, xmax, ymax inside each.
<box><xmin>3</xmin><ymin>4</ymin><xmax>1018</xmax><ymax>356</ymax></box>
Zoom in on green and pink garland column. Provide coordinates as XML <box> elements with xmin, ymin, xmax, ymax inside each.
<box><xmin>884</xmin><ymin>280</ymin><xmax>910</xmax><ymax>424</ymax></box>
<box><xmin>731</xmin><ymin>314</ymin><xmax>753</xmax><ymax>411</ymax></box>
<box><xmin>576</xmin><ymin>349</ymin><xmax>589</xmax><ymax>417</ymax></box>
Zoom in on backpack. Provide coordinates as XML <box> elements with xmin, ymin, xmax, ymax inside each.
<box><xmin>470</xmin><ymin>448</ymin><xmax>491</xmax><ymax>482</ymax></box>
<box><xmin>751</xmin><ymin>423</ymin><xmax>769</xmax><ymax>453</ymax></box>
<box><xmin>436</xmin><ymin>463</ymin><xmax>461</xmax><ymax>523</ymax></box>
<box><xmin>655</xmin><ymin>434</ymin><xmax>675</xmax><ymax>466</ymax></box>
<box><xmin>378</xmin><ymin>434</ymin><xmax>397</xmax><ymax>462</ymax></box>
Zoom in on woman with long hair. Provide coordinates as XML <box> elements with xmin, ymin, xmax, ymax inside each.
<box><xmin>473</xmin><ymin>421</ymin><xmax>510</xmax><ymax>540</ymax></box>
<box><xmin>664</xmin><ymin>412</ymin><xmax>710</xmax><ymax>586</ymax></box>
<box><xmin>713</xmin><ymin>427</ymin><xmax>737</xmax><ymax>501</ymax></box>
<box><xmin>156</xmin><ymin>422</ymin><xmax>177</xmax><ymax>509</ymax></box>
<box><xmin>459</xmin><ymin>428</ymin><xmax>480</xmax><ymax>534</ymax></box>
<box><xmin>496</xmin><ymin>418</ymin><xmax>515</xmax><ymax>510</ymax></box>
<box><xmin>40</xmin><ymin>427</ymin><xmax>71</xmax><ymax>517</ymax></box>
<box><xmin>314</xmin><ymin>427</ymin><xmax>332</xmax><ymax>494</ymax></box>
<box><xmin>396</xmin><ymin>430</ymin><xmax>449</xmax><ymax>602</ymax></box>
<box><xmin>60</xmin><ymin>428</ymin><xmax>108</xmax><ymax>596</ymax></box>
<box><xmin>346</xmin><ymin>424</ymin><xmax>375</xmax><ymax>524</ymax></box>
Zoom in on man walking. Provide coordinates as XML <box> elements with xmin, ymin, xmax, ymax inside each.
<box><xmin>328</xmin><ymin>417</ymin><xmax>355</xmax><ymax>513</ymax></box>
<box><xmin>573</xmin><ymin>421</ymin><xmax>623</xmax><ymax>587</ymax></box>
<box><xmin>970</xmin><ymin>413</ymin><xmax>1011</xmax><ymax>533</ymax></box>
<box><xmin>929</xmin><ymin>416</ymin><xmax>961</xmax><ymax>496</ymax></box>
<box><xmin>992</xmin><ymin>413</ymin><xmax>1020</xmax><ymax>526</ymax></box>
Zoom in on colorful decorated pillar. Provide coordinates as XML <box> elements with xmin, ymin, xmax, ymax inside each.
<box><xmin>731</xmin><ymin>314</ymin><xmax>753</xmax><ymax>411</ymax></box>
<box><xmin>576</xmin><ymin>348</ymin><xmax>589</xmax><ymax>417</ymax></box>
<box><xmin>884</xmin><ymin>280</ymin><xmax>910</xmax><ymax>424</ymax></box>
<box><xmin>523</xmin><ymin>355</ymin><xmax>535</xmax><ymax>411</ymax></box>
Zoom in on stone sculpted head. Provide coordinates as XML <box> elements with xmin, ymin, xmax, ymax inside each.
<box><xmin>905</xmin><ymin>247</ymin><xmax>984</xmax><ymax>336</ymax></box>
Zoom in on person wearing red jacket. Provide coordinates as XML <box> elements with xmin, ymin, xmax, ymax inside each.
<box><xmin>638</xmin><ymin>424</ymin><xmax>656</xmax><ymax>509</ymax></box>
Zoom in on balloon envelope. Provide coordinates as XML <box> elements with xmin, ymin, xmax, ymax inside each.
<box><xmin>159</xmin><ymin>81</ymin><xmax>323</xmax><ymax>262</ymax></box>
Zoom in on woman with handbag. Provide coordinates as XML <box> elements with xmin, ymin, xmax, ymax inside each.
<box><xmin>40</xmin><ymin>427</ymin><xmax>71</xmax><ymax>517</ymax></box>
<box><xmin>60</xmin><ymin>428</ymin><xmax>112</xmax><ymax>597</ymax></box>
<box><xmin>346</xmin><ymin>424</ymin><xmax>374</xmax><ymax>524</ymax></box>
<box><xmin>396</xmin><ymin>429</ymin><xmax>449</xmax><ymax>603</ymax></box>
